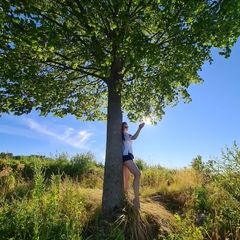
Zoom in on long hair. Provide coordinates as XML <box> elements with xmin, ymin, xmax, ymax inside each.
<box><xmin>122</xmin><ymin>122</ymin><xmax>127</xmax><ymax>141</ymax></box>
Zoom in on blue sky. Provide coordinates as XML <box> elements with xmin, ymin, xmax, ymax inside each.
<box><xmin>0</xmin><ymin>41</ymin><xmax>240</xmax><ymax>169</ymax></box>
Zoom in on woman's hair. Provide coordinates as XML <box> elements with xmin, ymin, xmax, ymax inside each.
<box><xmin>122</xmin><ymin>122</ymin><xmax>127</xmax><ymax>141</ymax></box>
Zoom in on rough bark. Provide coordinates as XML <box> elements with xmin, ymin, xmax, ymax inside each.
<box><xmin>102</xmin><ymin>72</ymin><xmax>124</xmax><ymax>220</ymax></box>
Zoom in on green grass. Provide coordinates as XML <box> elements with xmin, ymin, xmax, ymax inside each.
<box><xmin>0</xmin><ymin>145</ymin><xmax>240</xmax><ymax>239</ymax></box>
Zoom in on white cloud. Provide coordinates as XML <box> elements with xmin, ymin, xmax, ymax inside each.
<box><xmin>0</xmin><ymin>115</ymin><xmax>93</xmax><ymax>150</ymax></box>
<box><xmin>61</xmin><ymin>130</ymin><xmax>92</xmax><ymax>149</ymax></box>
<box><xmin>21</xmin><ymin>117</ymin><xmax>93</xmax><ymax>149</ymax></box>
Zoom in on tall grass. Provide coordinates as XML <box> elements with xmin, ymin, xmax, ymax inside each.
<box><xmin>0</xmin><ymin>159</ymin><xmax>86</xmax><ymax>239</ymax></box>
<box><xmin>1</xmin><ymin>143</ymin><xmax>240</xmax><ymax>239</ymax></box>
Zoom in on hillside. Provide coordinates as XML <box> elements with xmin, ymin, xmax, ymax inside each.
<box><xmin>0</xmin><ymin>148</ymin><xmax>240</xmax><ymax>239</ymax></box>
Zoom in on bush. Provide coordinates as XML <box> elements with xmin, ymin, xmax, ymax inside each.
<box><xmin>187</xmin><ymin>141</ymin><xmax>240</xmax><ymax>239</ymax></box>
<box><xmin>0</xmin><ymin>151</ymin><xmax>101</xmax><ymax>183</ymax></box>
<box><xmin>135</xmin><ymin>158</ymin><xmax>148</xmax><ymax>171</ymax></box>
<box><xmin>70</xmin><ymin>151</ymin><xmax>97</xmax><ymax>178</ymax></box>
<box><xmin>204</xmin><ymin>141</ymin><xmax>240</xmax><ymax>201</ymax></box>
<box><xmin>0</xmin><ymin>161</ymin><xmax>86</xmax><ymax>239</ymax></box>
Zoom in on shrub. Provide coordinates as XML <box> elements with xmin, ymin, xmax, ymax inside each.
<box><xmin>70</xmin><ymin>151</ymin><xmax>97</xmax><ymax>179</ymax></box>
<box><xmin>0</xmin><ymin>161</ymin><xmax>86</xmax><ymax>239</ymax></box>
<box><xmin>203</xmin><ymin>141</ymin><xmax>240</xmax><ymax>201</ymax></box>
<box><xmin>187</xmin><ymin>141</ymin><xmax>240</xmax><ymax>239</ymax></box>
<box><xmin>135</xmin><ymin>158</ymin><xmax>148</xmax><ymax>171</ymax></box>
<box><xmin>191</xmin><ymin>155</ymin><xmax>205</xmax><ymax>172</ymax></box>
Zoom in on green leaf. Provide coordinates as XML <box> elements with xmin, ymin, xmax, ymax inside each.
<box><xmin>0</xmin><ymin>0</ymin><xmax>239</xmax><ymax>121</ymax></box>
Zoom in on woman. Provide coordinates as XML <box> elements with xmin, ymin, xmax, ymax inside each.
<box><xmin>122</xmin><ymin>121</ymin><xmax>145</xmax><ymax>209</ymax></box>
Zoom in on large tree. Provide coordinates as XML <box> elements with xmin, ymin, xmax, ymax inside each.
<box><xmin>0</xmin><ymin>0</ymin><xmax>239</xmax><ymax>219</ymax></box>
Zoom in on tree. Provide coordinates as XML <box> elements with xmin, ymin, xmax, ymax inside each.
<box><xmin>191</xmin><ymin>155</ymin><xmax>204</xmax><ymax>172</ymax></box>
<box><xmin>0</xmin><ymin>0</ymin><xmax>239</xmax><ymax>219</ymax></box>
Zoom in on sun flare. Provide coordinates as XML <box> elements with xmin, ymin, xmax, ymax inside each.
<box><xmin>144</xmin><ymin>116</ymin><xmax>152</xmax><ymax>124</ymax></box>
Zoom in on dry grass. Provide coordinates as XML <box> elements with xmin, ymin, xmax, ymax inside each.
<box><xmin>83</xmin><ymin>168</ymin><xmax>203</xmax><ymax>239</ymax></box>
<box><xmin>140</xmin><ymin>198</ymin><xmax>177</xmax><ymax>238</ymax></box>
<box><xmin>82</xmin><ymin>187</ymin><xmax>177</xmax><ymax>239</ymax></box>
<box><xmin>139</xmin><ymin>169</ymin><xmax>203</xmax><ymax>215</ymax></box>
<box><xmin>79</xmin><ymin>187</ymin><xmax>103</xmax><ymax>213</ymax></box>
<box><xmin>2</xmin><ymin>153</ymin><xmax>240</xmax><ymax>239</ymax></box>
<box><xmin>169</xmin><ymin>168</ymin><xmax>203</xmax><ymax>191</ymax></box>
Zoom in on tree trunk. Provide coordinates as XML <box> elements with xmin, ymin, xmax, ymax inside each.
<box><xmin>102</xmin><ymin>78</ymin><xmax>124</xmax><ymax>220</ymax></box>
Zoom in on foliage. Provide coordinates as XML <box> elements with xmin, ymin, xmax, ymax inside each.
<box><xmin>70</xmin><ymin>152</ymin><xmax>97</xmax><ymax>177</ymax></box>
<box><xmin>84</xmin><ymin>200</ymin><xmax>160</xmax><ymax>240</ymax></box>
<box><xmin>188</xmin><ymin>141</ymin><xmax>240</xmax><ymax>239</ymax></box>
<box><xmin>166</xmin><ymin>213</ymin><xmax>204</xmax><ymax>240</ymax></box>
<box><xmin>0</xmin><ymin>161</ymin><xmax>85</xmax><ymax>240</ymax></box>
<box><xmin>193</xmin><ymin>185</ymin><xmax>210</xmax><ymax>213</ymax></box>
<box><xmin>1</xmin><ymin>0</ymin><xmax>240</xmax><ymax>218</ymax></box>
<box><xmin>207</xmin><ymin>142</ymin><xmax>240</xmax><ymax>200</ymax></box>
<box><xmin>0</xmin><ymin>0</ymin><xmax>239</xmax><ymax>121</ymax></box>
<box><xmin>1</xmin><ymin>146</ymin><xmax>240</xmax><ymax>239</ymax></box>
<box><xmin>0</xmin><ymin>151</ymin><xmax>101</xmax><ymax>183</ymax></box>
<box><xmin>134</xmin><ymin>158</ymin><xmax>149</xmax><ymax>171</ymax></box>
<box><xmin>191</xmin><ymin>155</ymin><xmax>205</xmax><ymax>172</ymax></box>
<box><xmin>192</xmin><ymin>141</ymin><xmax>240</xmax><ymax>201</ymax></box>
<box><xmin>83</xmin><ymin>209</ymin><xmax>125</xmax><ymax>240</ymax></box>
<box><xmin>207</xmin><ymin>187</ymin><xmax>240</xmax><ymax>240</ymax></box>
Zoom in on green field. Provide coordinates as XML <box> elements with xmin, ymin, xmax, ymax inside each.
<box><xmin>0</xmin><ymin>144</ymin><xmax>240</xmax><ymax>240</ymax></box>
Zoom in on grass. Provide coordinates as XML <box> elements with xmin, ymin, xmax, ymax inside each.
<box><xmin>0</xmin><ymin>147</ymin><xmax>240</xmax><ymax>239</ymax></box>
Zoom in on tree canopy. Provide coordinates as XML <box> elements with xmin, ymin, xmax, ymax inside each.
<box><xmin>1</xmin><ymin>0</ymin><xmax>240</xmax><ymax>218</ymax></box>
<box><xmin>1</xmin><ymin>0</ymin><xmax>239</xmax><ymax>122</ymax></box>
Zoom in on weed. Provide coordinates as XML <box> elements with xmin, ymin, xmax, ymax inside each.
<box><xmin>1</xmin><ymin>144</ymin><xmax>240</xmax><ymax>239</ymax></box>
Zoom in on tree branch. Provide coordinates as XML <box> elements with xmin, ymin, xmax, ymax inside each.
<box><xmin>42</xmin><ymin>59</ymin><xmax>106</xmax><ymax>80</ymax></box>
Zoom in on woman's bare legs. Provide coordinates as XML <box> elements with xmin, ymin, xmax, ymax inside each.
<box><xmin>123</xmin><ymin>160</ymin><xmax>141</xmax><ymax>209</ymax></box>
<box><xmin>123</xmin><ymin>164</ymin><xmax>130</xmax><ymax>193</ymax></box>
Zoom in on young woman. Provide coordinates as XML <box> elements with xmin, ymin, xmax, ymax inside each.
<box><xmin>122</xmin><ymin>122</ymin><xmax>145</xmax><ymax>209</ymax></box>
